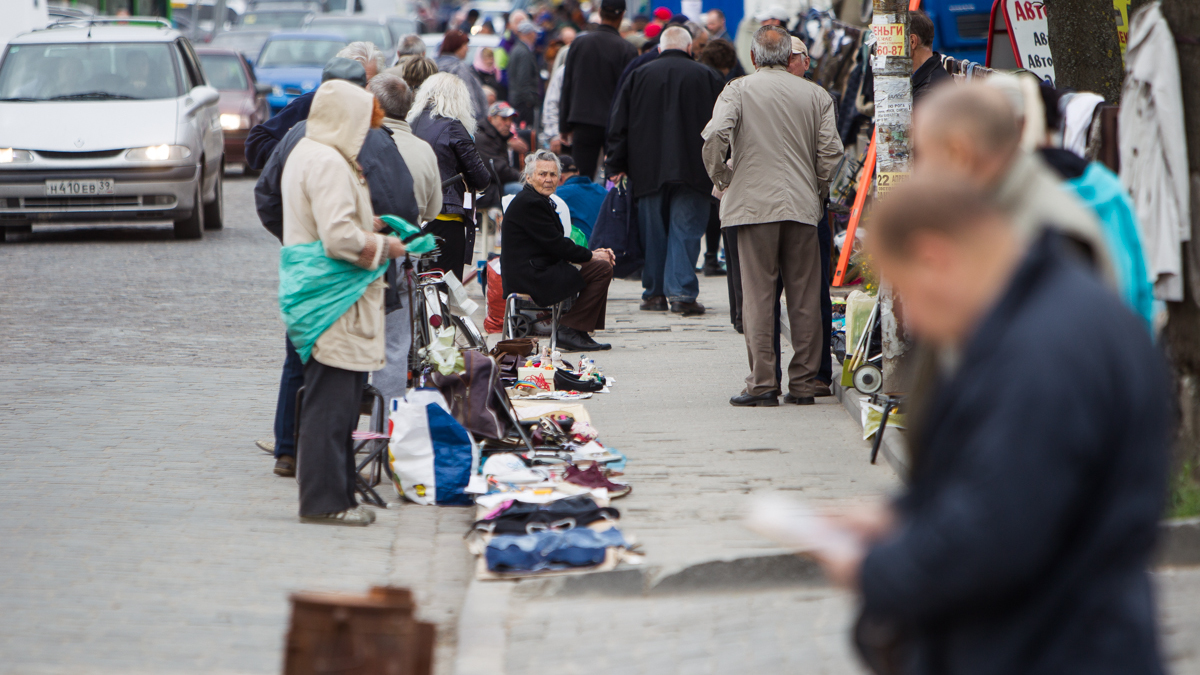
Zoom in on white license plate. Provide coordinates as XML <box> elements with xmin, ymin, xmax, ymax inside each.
<box><xmin>44</xmin><ymin>179</ymin><xmax>115</xmax><ymax>196</ymax></box>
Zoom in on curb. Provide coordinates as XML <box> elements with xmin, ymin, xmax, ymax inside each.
<box><xmin>832</xmin><ymin>374</ymin><xmax>1200</xmax><ymax>568</ymax></box>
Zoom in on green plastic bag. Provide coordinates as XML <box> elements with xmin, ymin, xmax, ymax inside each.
<box><xmin>279</xmin><ymin>240</ymin><xmax>388</xmax><ymax>363</ymax></box>
<box><xmin>569</xmin><ymin>225</ymin><xmax>588</xmax><ymax>248</ymax></box>
<box><xmin>379</xmin><ymin>214</ymin><xmax>437</xmax><ymax>255</ymax></box>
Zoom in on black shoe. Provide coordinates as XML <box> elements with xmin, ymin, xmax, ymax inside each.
<box><xmin>640</xmin><ymin>295</ymin><xmax>668</xmax><ymax>311</ymax></box>
<box><xmin>555</xmin><ymin>327</ymin><xmax>609</xmax><ymax>352</ymax></box>
<box><xmin>730</xmin><ymin>391</ymin><xmax>779</xmax><ymax>407</ymax></box>
<box><xmin>274</xmin><ymin>455</ymin><xmax>296</xmax><ymax>477</ymax></box>
<box><xmin>702</xmin><ymin>260</ymin><xmax>727</xmax><ymax>277</ymax></box>
<box><xmin>670</xmin><ymin>300</ymin><xmax>706</xmax><ymax>316</ymax></box>
<box><xmin>783</xmin><ymin>393</ymin><xmax>816</xmax><ymax>405</ymax></box>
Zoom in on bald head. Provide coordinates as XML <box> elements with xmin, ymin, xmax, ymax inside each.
<box><xmin>660</xmin><ymin>26</ymin><xmax>692</xmax><ymax>52</ymax></box>
<box><xmin>913</xmin><ymin>83</ymin><xmax>1021</xmax><ymax>188</ymax></box>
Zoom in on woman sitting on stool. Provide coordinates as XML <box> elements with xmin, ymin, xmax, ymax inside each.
<box><xmin>501</xmin><ymin>150</ymin><xmax>616</xmax><ymax>352</ymax></box>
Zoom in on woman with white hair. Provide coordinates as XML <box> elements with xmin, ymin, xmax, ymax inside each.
<box><xmin>408</xmin><ymin>72</ymin><xmax>491</xmax><ymax>280</ymax></box>
<box><xmin>501</xmin><ymin>150</ymin><xmax>616</xmax><ymax>352</ymax></box>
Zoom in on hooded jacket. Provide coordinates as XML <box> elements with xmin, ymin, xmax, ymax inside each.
<box><xmin>282</xmin><ymin>80</ymin><xmax>389</xmax><ymax>372</ymax></box>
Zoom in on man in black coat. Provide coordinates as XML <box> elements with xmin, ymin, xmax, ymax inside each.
<box><xmin>909</xmin><ymin>11</ymin><xmax>951</xmax><ymax>106</ymax></box>
<box><xmin>812</xmin><ymin>177</ymin><xmax>1169</xmax><ymax>675</ymax></box>
<box><xmin>606</xmin><ymin>26</ymin><xmax>724</xmax><ymax>316</ymax></box>
<box><xmin>474</xmin><ymin>102</ymin><xmax>525</xmax><ymax>209</ymax></box>
<box><xmin>557</xmin><ymin>0</ymin><xmax>637</xmax><ymax>180</ymax></box>
<box><xmin>501</xmin><ymin>151</ymin><xmax>616</xmax><ymax>352</ymax></box>
<box><xmin>505</xmin><ymin>21</ymin><xmax>541</xmax><ymax>126</ymax></box>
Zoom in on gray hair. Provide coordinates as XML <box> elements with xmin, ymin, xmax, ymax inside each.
<box><xmin>683</xmin><ymin>20</ymin><xmax>707</xmax><ymax>39</ymax></box>
<box><xmin>407</xmin><ymin>72</ymin><xmax>477</xmax><ymax>136</ymax></box>
<box><xmin>396</xmin><ymin>34</ymin><xmax>426</xmax><ymax>57</ymax></box>
<box><xmin>522</xmin><ymin>149</ymin><xmax>561</xmax><ymax>182</ymax></box>
<box><xmin>661</xmin><ymin>26</ymin><xmax>692</xmax><ymax>51</ymax></box>
<box><xmin>368</xmin><ymin>72</ymin><xmax>413</xmax><ymax>120</ymax></box>
<box><xmin>751</xmin><ymin>25</ymin><xmax>791</xmax><ymax>68</ymax></box>
<box><xmin>337</xmin><ymin>41</ymin><xmax>387</xmax><ymax>75</ymax></box>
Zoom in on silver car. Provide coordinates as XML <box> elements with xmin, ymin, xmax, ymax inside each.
<box><xmin>0</xmin><ymin>20</ymin><xmax>225</xmax><ymax>240</ymax></box>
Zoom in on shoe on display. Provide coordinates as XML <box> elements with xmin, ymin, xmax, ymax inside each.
<box><xmin>564</xmin><ymin>463</ymin><xmax>632</xmax><ymax>498</ymax></box>
<box><xmin>783</xmin><ymin>393</ymin><xmax>816</xmax><ymax>405</ymax></box>
<box><xmin>730</xmin><ymin>391</ymin><xmax>779</xmax><ymax>407</ymax></box>
<box><xmin>670</xmin><ymin>300</ymin><xmax>706</xmax><ymax>316</ymax></box>
<box><xmin>299</xmin><ymin>506</ymin><xmax>372</xmax><ymax>526</ymax></box>
<box><xmin>702</xmin><ymin>260</ymin><xmax>727</xmax><ymax>277</ymax></box>
<box><xmin>640</xmin><ymin>295</ymin><xmax>668</xmax><ymax>311</ymax></box>
<box><xmin>256</xmin><ymin>439</ymin><xmax>274</xmax><ymax>454</ymax></box>
<box><xmin>274</xmin><ymin>455</ymin><xmax>296</xmax><ymax>477</ymax></box>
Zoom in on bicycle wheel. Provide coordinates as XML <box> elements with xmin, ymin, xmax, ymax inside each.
<box><xmin>450</xmin><ymin>313</ymin><xmax>488</xmax><ymax>352</ymax></box>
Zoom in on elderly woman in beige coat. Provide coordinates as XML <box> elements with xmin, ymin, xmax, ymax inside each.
<box><xmin>282</xmin><ymin>79</ymin><xmax>406</xmax><ymax>526</ymax></box>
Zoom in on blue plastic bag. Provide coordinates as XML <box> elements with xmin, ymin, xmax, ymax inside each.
<box><xmin>278</xmin><ymin>240</ymin><xmax>388</xmax><ymax>363</ymax></box>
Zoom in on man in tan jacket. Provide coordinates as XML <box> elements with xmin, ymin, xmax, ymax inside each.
<box><xmin>282</xmin><ymin>80</ymin><xmax>407</xmax><ymax>526</ymax></box>
<box><xmin>702</xmin><ymin>25</ymin><xmax>843</xmax><ymax>407</ymax></box>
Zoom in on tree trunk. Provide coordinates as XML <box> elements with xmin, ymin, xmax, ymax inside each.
<box><xmin>871</xmin><ymin>0</ymin><xmax>912</xmax><ymax>390</ymax></box>
<box><xmin>1044</xmin><ymin>0</ymin><xmax>1125</xmax><ymax>102</ymax></box>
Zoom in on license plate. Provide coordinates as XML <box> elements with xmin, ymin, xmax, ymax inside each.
<box><xmin>44</xmin><ymin>179</ymin><xmax>115</xmax><ymax>196</ymax></box>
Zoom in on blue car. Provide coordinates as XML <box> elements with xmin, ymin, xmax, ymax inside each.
<box><xmin>253</xmin><ymin>32</ymin><xmax>348</xmax><ymax>116</ymax></box>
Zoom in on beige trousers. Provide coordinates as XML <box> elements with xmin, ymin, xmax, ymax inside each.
<box><xmin>736</xmin><ymin>221</ymin><xmax>822</xmax><ymax>397</ymax></box>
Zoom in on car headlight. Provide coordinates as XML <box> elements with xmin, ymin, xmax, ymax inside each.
<box><xmin>272</xmin><ymin>84</ymin><xmax>283</xmax><ymax>97</ymax></box>
<box><xmin>0</xmin><ymin>148</ymin><xmax>34</xmax><ymax>164</ymax></box>
<box><xmin>220</xmin><ymin>113</ymin><xmax>250</xmax><ymax>131</ymax></box>
<box><xmin>125</xmin><ymin>145</ymin><xmax>192</xmax><ymax>161</ymax></box>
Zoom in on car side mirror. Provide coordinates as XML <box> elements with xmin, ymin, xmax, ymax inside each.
<box><xmin>255</xmin><ymin>81</ymin><xmax>273</xmax><ymax>95</ymax></box>
<box><xmin>185</xmin><ymin>85</ymin><xmax>220</xmax><ymax>115</ymax></box>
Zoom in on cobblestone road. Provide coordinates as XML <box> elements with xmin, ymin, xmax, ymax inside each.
<box><xmin>0</xmin><ymin>176</ymin><xmax>473</xmax><ymax>675</ymax></box>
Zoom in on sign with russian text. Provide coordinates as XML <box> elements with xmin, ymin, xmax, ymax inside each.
<box><xmin>872</xmin><ymin>23</ymin><xmax>907</xmax><ymax>57</ymax></box>
<box><xmin>1001</xmin><ymin>0</ymin><xmax>1056</xmax><ymax>83</ymax></box>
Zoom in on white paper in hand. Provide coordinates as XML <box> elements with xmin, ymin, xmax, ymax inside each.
<box><xmin>746</xmin><ymin>493</ymin><xmax>863</xmax><ymax>561</ymax></box>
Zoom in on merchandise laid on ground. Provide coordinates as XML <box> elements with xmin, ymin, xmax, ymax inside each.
<box><xmin>385</xmin><ymin>331</ymin><xmax>639</xmax><ymax>581</ymax></box>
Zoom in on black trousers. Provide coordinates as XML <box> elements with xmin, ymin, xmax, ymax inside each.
<box><xmin>569</xmin><ymin>123</ymin><xmax>607</xmax><ymax>182</ymax></box>
<box><xmin>424</xmin><ymin>218</ymin><xmax>466</xmax><ymax>281</ymax></box>
<box><xmin>297</xmin><ymin>359</ymin><xmax>367</xmax><ymax>517</ymax></box>
<box><xmin>705</xmin><ymin>202</ymin><xmax>722</xmax><ymax>264</ymax></box>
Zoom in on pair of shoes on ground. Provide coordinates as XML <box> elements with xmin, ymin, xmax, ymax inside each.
<box><xmin>640</xmin><ymin>295</ymin><xmax>707</xmax><ymax>316</ymax></box>
<box><xmin>300</xmin><ymin>505</ymin><xmax>376</xmax><ymax>526</ymax></box>
<box><xmin>729</xmin><ymin>391</ymin><xmax>816</xmax><ymax>407</ymax></box>
<box><xmin>564</xmin><ymin>463</ymin><xmax>632</xmax><ymax>498</ymax></box>
<box><xmin>701</xmin><ymin>259</ymin><xmax>727</xmax><ymax>277</ymax></box>
<box><xmin>554</xmin><ymin>326</ymin><xmax>611</xmax><ymax>352</ymax></box>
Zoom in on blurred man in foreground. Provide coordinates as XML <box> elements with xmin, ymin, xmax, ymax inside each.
<box><xmin>814</xmin><ymin>176</ymin><xmax>1169</xmax><ymax>675</ymax></box>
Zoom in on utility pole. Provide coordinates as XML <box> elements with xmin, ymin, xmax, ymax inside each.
<box><xmin>871</xmin><ymin>0</ymin><xmax>913</xmax><ymax>389</ymax></box>
<box><xmin>1044</xmin><ymin>0</ymin><xmax>1125</xmax><ymax>101</ymax></box>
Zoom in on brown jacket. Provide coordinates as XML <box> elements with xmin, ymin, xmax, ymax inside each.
<box><xmin>282</xmin><ymin>80</ymin><xmax>389</xmax><ymax>372</ymax></box>
<box><xmin>702</xmin><ymin>65</ymin><xmax>843</xmax><ymax>228</ymax></box>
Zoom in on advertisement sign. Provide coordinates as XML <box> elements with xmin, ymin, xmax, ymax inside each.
<box><xmin>999</xmin><ymin>0</ymin><xmax>1056</xmax><ymax>83</ymax></box>
<box><xmin>872</xmin><ymin>23</ymin><xmax>907</xmax><ymax>57</ymax></box>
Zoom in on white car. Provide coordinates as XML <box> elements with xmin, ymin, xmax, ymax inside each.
<box><xmin>0</xmin><ymin>19</ymin><xmax>225</xmax><ymax>240</ymax></box>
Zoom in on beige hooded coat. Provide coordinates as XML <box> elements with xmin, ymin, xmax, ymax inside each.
<box><xmin>282</xmin><ymin>80</ymin><xmax>389</xmax><ymax>372</ymax></box>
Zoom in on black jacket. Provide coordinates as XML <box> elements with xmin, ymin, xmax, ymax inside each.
<box><xmin>612</xmin><ymin>48</ymin><xmax>658</xmax><ymax>105</ymax></box>
<box><xmin>558</xmin><ymin>24</ymin><xmax>637</xmax><ymax>131</ymax></box>
<box><xmin>506</xmin><ymin>40</ymin><xmax>540</xmax><ymax>113</ymax></box>
<box><xmin>254</xmin><ymin>121</ymin><xmax>418</xmax><ymax>312</ymax></box>
<box><xmin>244</xmin><ymin>91</ymin><xmax>314</xmax><ymax>171</ymax></box>
<box><xmin>860</xmin><ymin>232</ymin><xmax>1169</xmax><ymax>675</ymax></box>
<box><xmin>501</xmin><ymin>185</ymin><xmax>593</xmax><ymax>306</ymax></box>
<box><xmin>474</xmin><ymin>118</ymin><xmax>522</xmax><ymax>208</ymax></box>
<box><xmin>606</xmin><ymin>50</ymin><xmax>725</xmax><ymax>199</ymax></box>
<box><xmin>409</xmin><ymin>111</ymin><xmax>491</xmax><ymax>217</ymax></box>
<box><xmin>911</xmin><ymin>52</ymin><xmax>951</xmax><ymax>105</ymax></box>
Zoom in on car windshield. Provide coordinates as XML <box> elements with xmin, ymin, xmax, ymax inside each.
<box><xmin>0</xmin><ymin>42</ymin><xmax>181</xmax><ymax>101</ymax></box>
<box><xmin>387</xmin><ymin>18</ymin><xmax>417</xmax><ymax>41</ymax></box>
<box><xmin>306</xmin><ymin>21</ymin><xmax>392</xmax><ymax>50</ymax></box>
<box><xmin>198</xmin><ymin>53</ymin><xmax>248</xmax><ymax>90</ymax></box>
<box><xmin>255</xmin><ymin>39</ymin><xmax>345</xmax><ymax>68</ymax></box>
<box><xmin>239</xmin><ymin>11</ymin><xmax>310</xmax><ymax>28</ymax></box>
<box><xmin>209</xmin><ymin>31</ymin><xmax>269</xmax><ymax>54</ymax></box>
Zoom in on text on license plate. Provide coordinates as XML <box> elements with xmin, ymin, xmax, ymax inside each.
<box><xmin>44</xmin><ymin>179</ymin><xmax>115</xmax><ymax>196</ymax></box>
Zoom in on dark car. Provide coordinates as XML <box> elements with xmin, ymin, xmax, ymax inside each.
<box><xmin>197</xmin><ymin>47</ymin><xmax>271</xmax><ymax>171</ymax></box>
<box><xmin>207</xmin><ymin>29</ymin><xmax>274</xmax><ymax>65</ymax></box>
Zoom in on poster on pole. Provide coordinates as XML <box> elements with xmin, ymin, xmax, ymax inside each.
<box><xmin>997</xmin><ymin>0</ymin><xmax>1056</xmax><ymax>84</ymax></box>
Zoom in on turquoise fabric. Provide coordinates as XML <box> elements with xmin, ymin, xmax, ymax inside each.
<box><xmin>1065</xmin><ymin>163</ymin><xmax>1154</xmax><ymax>331</ymax></box>
<box><xmin>278</xmin><ymin>240</ymin><xmax>388</xmax><ymax>363</ymax></box>
<box><xmin>380</xmin><ymin>214</ymin><xmax>437</xmax><ymax>254</ymax></box>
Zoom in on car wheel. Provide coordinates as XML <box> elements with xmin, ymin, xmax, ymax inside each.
<box><xmin>204</xmin><ymin>163</ymin><xmax>224</xmax><ymax>230</ymax></box>
<box><xmin>174</xmin><ymin>181</ymin><xmax>205</xmax><ymax>240</ymax></box>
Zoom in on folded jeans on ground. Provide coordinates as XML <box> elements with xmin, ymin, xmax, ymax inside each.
<box><xmin>485</xmin><ymin>527</ymin><xmax>628</xmax><ymax>572</ymax></box>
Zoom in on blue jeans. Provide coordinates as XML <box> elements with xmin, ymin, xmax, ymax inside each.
<box><xmin>637</xmin><ymin>185</ymin><xmax>710</xmax><ymax>303</ymax></box>
<box><xmin>273</xmin><ymin>335</ymin><xmax>304</xmax><ymax>459</ymax></box>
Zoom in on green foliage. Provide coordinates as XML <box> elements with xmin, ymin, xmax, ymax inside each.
<box><xmin>1168</xmin><ymin>461</ymin><xmax>1200</xmax><ymax>519</ymax></box>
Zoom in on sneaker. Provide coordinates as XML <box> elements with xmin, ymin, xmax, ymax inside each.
<box><xmin>640</xmin><ymin>295</ymin><xmax>668</xmax><ymax>311</ymax></box>
<box><xmin>670</xmin><ymin>300</ymin><xmax>706</xmax><ymax>316</ymax></box>
<box><xmin>256</xmin><ymin>439</ymin><xmax>274</xmax><ymax>454</ymax></box>
<box><xmin>299</xmin><ymin>506</ymin><xmax>372</xmax><ymax>526</ymax></box>
<box><xmin>274</xmin><ymin>456</ymin><xmax>296</xmax><ymax>477</ymax></box>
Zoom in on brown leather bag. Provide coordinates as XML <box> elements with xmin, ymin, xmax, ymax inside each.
<box><xmin>491</xmin><ymin>337</ymin><xmax>539</xmax><ymax>358</ymax></box>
